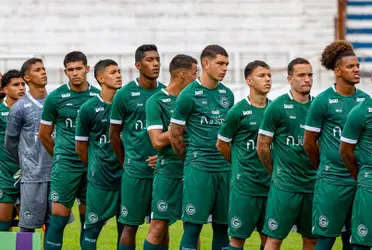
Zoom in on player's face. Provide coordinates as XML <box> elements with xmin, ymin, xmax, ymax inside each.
<box><xmin>64</xmin><ymin>61</ymin><xmax>90</xmax><ymax>86</ymax></box>
<box><xmin>246</xmin><ymin>66</ymin><xmax>272</xmax><ymax>94</ymax></box>
<box><xmin>335</xmin><ymin>56</ymin><xmax>360</xmax><ymax>85</ymax></box>
<box><xmin>136</xmin><ymin>51</ymin><xmax>160</xmax><ymax>80</ymax></box>
<box><xmin>204</xmin><ymin>55</ymin><xmax>229</xmax><ymax>81</ymax></box>
<box><xmin>24</xmin><ymin>61</ymin><xmax>47</xmax><ymax>87</ymax></box>
<box><xmin>4</xmin><ymin>77</ymin><xmax>26</xmax><ymax>100</ymax></box>
<box><xmin>183</xmin><ymin>63</ymin><xmax>198</xmax><ymax>85</ymax></box>
<box><xmin>288</xmin><ymin>64</ymin><xmax>313</xmax><ymax>95</ymax></box>
<box><xmin>100</xmin><ymin>65</ymin><xmax>122</xmax><ymax>90</ymax></box>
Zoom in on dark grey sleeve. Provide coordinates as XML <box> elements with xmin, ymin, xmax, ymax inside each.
<box><xmin>4</xmin><ymin>103</ymin><xmax>23</xmax><ymax>164</ymax></box>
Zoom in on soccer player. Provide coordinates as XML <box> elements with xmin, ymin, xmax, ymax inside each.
<box><xmin>217</xmin><ymin>60</ymin><xmax>272</xmax><ymax>250</ymax></box>
<box><xmin>39</xmin><ymin>51</ymin><xmax>100</xmax><ymax>250</ymax></box>
<box><xmin>0</xmin><ymin>72</ymin><xmax>4</xmax><ymax>103</ymax></box>
<box><xmin>75</xmin><ymin>59</ymin><xmax>124</xmax><ymax>250</ymax></box>
<box><xmin>144</xmin><ymin>54</ymin><xmax>198</xmax><ymax>249</ymax></box>
<box><xmin>4</xmin><ymin>58</ymin><xmax>53</xmax><ymax>237</ymax></box>
<box><xmin>0</xmin><ymin>69</ymin><xmax>25</xmax><ymax>231</ymax></box>
<box><xmin>257</xmin><ymin>58</ymin><xmax>318</xmax><ymax>250</ymax></box>
<box><xmin>340</xmin><ymin>97</ymin><xmax>372</xmax><ymax>250</ymax></box>
<box><xmin>170</xmin><ymin>44</ymin><xmax>234</xmax><ymax>250</ymax></box>
<box><xmin>110</xmin><ymin>44</ymin><xmax>164</xmax><ymax>250</ymax></box>
<box><xmin>304</xmin><ymin>41</ymin><xmax>369</xmax><ymax>250</ymax></box>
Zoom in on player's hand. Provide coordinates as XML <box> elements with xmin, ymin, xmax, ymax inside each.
<box><xmin>146</xmin><ymin>155</ymin><xmax>158</xmax><ymax>168</ymax></box>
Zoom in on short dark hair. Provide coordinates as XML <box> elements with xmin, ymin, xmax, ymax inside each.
<box><xmin>200</xmin><ymin>44</ymin><xmax>228</xmax><ymax>61</ymax></box>
<box><xmin>135</xmin><ymin>44</ymin><xmax>158</xmax><ymax>62</ymax></box>
<box><xmin>1</xmin><ymin>69</ymin><xmax>22</xmax><ymax>88</ymax></box>
<box><xmin>169</xmin><ymin>54</ymin><xmax>198</xmax><ymax>74</ymax></box>
<box><xmin>94</xmin><ymin>59</ymin><xmax>119</xmax><ymax>84</ymax></box>
<box><xmin>244</xmin><ymin>60</ymin><xmax>270</xmax><ymax>79</ymax></box>
<box><xmin>287</xmin><ymin>57</ymin><xmax>311</xmax><ymax>76</ymax></box>
<box><xmin>20</xmin><ymin>57</ymin><xmax>43</xmax><ymax>78</ymax></box>
<box><xmin>63</xmin><ymin>51</ymin><xmax>87</xmax><ymax>67</ymax></box>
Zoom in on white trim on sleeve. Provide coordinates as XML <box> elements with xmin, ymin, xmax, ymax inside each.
<box><xmin>258</xmin><ymin>129</ymin><xmax>274</xmax><ymax>137</ymax></box>
<box><xmin>110</xmin><ymin>119</ymin><xmax>123</xmax><ymax>125</ymax></box>
<box><xmin>340</xmin><ymin>136</ymin><xmax>358</xmax><ymax>144</ymax></box>
<box><xmin>147</xmin><ymin>125</ymin><xmax>164</xmax><ymax>131</ymax></box>
<box><xmin>217</xmin><ymin>134</ymin><xmax>232</xmax><ymax>143</ymax></box>
<box><xmin>75</xmin><ymin>136</ymin><xmax>89</xmax><ymax>141</ymax></box>
<box><xmin>170</xmin><ymin>118</ymin><xmax>186</xmax><ymax>125</ymax></box>
<box><xmin>40</xmin><ymin>119</ymin><xmax>53</xmax><ymax>126</ymax></box>
<box><xmin>304</xmin><ymin>125</ymin><xmax>321</xmax><ymax>133</ymax></box>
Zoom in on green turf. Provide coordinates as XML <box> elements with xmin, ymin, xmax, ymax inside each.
<box><xmin>43</xmin><ymin>205</ymin><xmax>342</xmax><ymax>250</ymax></box>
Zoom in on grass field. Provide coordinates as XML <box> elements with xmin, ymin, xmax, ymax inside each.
<box><xmin>43</xmin><ymin>205</ymin><xmax>343</xmax><ymax>250</ymax></box>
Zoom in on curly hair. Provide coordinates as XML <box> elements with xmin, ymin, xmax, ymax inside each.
<box><xmin>320</xmin><ymin>40</ymin><xmax>355</xmax><ymax>70</ymax></box>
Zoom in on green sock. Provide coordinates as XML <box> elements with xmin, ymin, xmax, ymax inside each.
<box><xmin>212</xmin><ymin>223</ymin><xmax>229</xmax><ymax>250</ymax></box>
<box><xmin>260</xmin><ymin>244</ymin><xmax>264</xmax><ymax>250</ymax></box>
<box><xmin>143</xmin><ymin>239</ymin><xmax>160</xmax><ymax>249</ymax></box>
<box><xmin>353</xmin><ymin>245</ymin><xmax>371</xmax><ymax>250</ymax></box>
<box><xmin>179</xmin><ymin>222</ymin><xmax>202</xmax><ymax>250</ymax></box>
<box><xmin>79</xmin><ymin>213</ymin><xmax>86</xmax><ymax>248</ymax></box>
<box><xmin>81</xmin><ymin>222</ymin><xmax>104</xmax><ymax>250</ymax></box>
<box><xmin>315</xmin><ymin>236</ymin><xmax>336</xmax><ymax>250</ymax></box>
<box><xmin>0</xmin><ymin>221</ymin><xmax>11</xmax><ymax>231</ymax></box>
<box><xmin>342</xmin><ymin>231</ymin><xmax>354</xmax><ymax>250</ymax></box>
<box><xmin>45</xmin><ymin>215</ymin><xmax>69</xmax><ymax>250</ymax></box>
<box><xmin>228</xmin><ymin>244</ymin><xmax>243</xmax><ymax>250</ymax></box>
<box><xmin>119</xmin><ymin>243</ymin><xmax>136</xmax><ymax>250</ymax></box>
<box><xmin>117</xmin><ymin>220</ymin><xmax>124</xmax><ymax>249</ymax></box>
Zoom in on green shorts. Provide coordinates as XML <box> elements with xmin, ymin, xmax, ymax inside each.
<box><xmin>263</xmin><ymin>183</ymin><xmax>316</xmax><ymax>240</ymax></box>
<box><xmin>49</xmin><ymin>161</ymin><xmax>87</xmax><ymax>208</ymax></box>
<box><xmin>312</xmin><ymin>177</ymin><xmax>355</xmax><ymax>237</ymax></box>
<box><xmin>151</xmin><ymin>173</ymin><xmax>182</xmax><ymax>222</ymax></box>
<box><xmin>85</xmin><ymin>183</ymin><xmax>121</xmax><ymax>229</ymax></box>
<box><xmin>0</xmin><ymin>186</ymin><xmax>19</xmax><ymax>204</ymax></box>
<box><xmin>228</xmin><ymin>186</ymin><xmax>267</xmax><ymax>239</ymax></box>
<box><xmin>118</xmin><ymin>172</ymin><xmax>152</xmax><ymax>226</ymax></box>
<box><xmin>351</xmin><ymin>185</ymin><xmax>372</xmax><ymax>246</ymax></box>
<box><xmin>182</xmin><ymin>166</ymin><xmax>231</xmax><ymax>225</ymax></box>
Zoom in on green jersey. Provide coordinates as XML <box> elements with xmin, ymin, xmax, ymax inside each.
<box><xmin>170</xmin><ymin>78</ymin><xmax>234</xmax><ymax>171</ymax></box>
<box><xmin>146</xmin><ymin>88</ymin><xmax>183</xmax><ymax>179</ymax></box>
<box><xmin>259</xmin><ymin>91</ymin><xmax>316</xmax><ymax>193</ymax></box>
<box><xmin>41</xmin><ymin>83</ymin><xmax>100</xmax><ymax>165</ymax></box>
<box><xmin>218</xmin><ymin>97</ymin><xmax>271</xmax><ymax>196</ymax></box>
<box><xmin>75</xmin><ymin>95</ymin><xmax>123</xmax><ymax>190</ymax></box>
<box><xmin>341</xmin><ymin>97</ymin><xmax>372</xmax><ymax>187</ymax></box>
<box><xmin>110</xmin><ymin>79</ymin><xmax>165</xmax><ymax>178</ymax></box>
<box><xmin>305</xmin><ymin>84</ymin><xmax>369</xmax><ymax>184</ymax></box>
<box><xmin>0</xmin><ymin>102</ymin><xmax>19</xmax><ymax>189</ymax></box>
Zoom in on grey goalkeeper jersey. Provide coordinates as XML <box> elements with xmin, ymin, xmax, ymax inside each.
<box><xmin>4</xmin><ymin>92</ymin><xmax>53</xmax><ymax>182</ymax></box>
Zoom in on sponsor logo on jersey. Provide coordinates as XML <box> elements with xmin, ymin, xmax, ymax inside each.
<box><xmin>231</xmin><ymin>217</ymin><xmax>242</xmax><ymax>229</ymax></box>
<box><xmin>200</xmin><ymin>116</ymin><xmax>225</xmax><ymax>125</ymax></box>
<box><xmin>335</xmin><ymin>109</ymin><xmax>342</xmax><ymax>113</ymax></box>
<box><xmin>243</xmin><ymin>110</ymin><xmax>252</xmax><ymax>116</ymax></box>
<box><xmin>24</xmin><ymin>103</ymin><xmax>32</xmax><ymax>108</ymax></box>
<box><xmin>368</xmin><ymin>108</ymin><xmax>372</xmax><ymax>113</ymax></box>
<box><xmin>121</xmin><ymin>206</ymin><xmax>128</xmax><ymax>217</ymax></box>
<box><xmin>220</xmin><ymin>97</ymin><xmax>229</xmax><ymax>108</ymax></box>
<box><xmin>319</xmin><ymin>215</ymin><xmax>329</xmax><ymax>228</ymax></box>
<box><xmin>358</xmin><ymin>224</ymin><xmax>368</xmax><ymax>237</ymax></box>
<box><xmin>289</xmin><ymin>116</ymin><xmax>296</xmax><ymax>119</ymax></box>
<box><xmin>357</xmin><ymin>97</ymin><xmax>365</xmax><ymax>102</ymax></box>
<box><xmin>99</xmin><ymin>135</ymin><xmax>110</xmax><ymax>144</ymax></box>
<box><xmin>102</xmin><ymin>119</ymin><xmax>108</xmax><ymax>122</ymax></box>
<box><xmin>219</xmin><ymin>89</ymin><xmax>226</xmax><ymax>94</ymax></box>
<box><xmin>65</xmin><ymin>118</ymin><xmax>75</xmax><ymax>128</ymax></box>
<box><xmin>95</xmin><ymin>107</ymin><xmax>104</xmax><ymax>112</ymax></box>
<box><xmin>135</xmin><ymin>120</ymin><xmax>146</xmax><ymax>130</ymax></box>
<box><xmin>186</xmin><ymin>204</ymin><xmax>196</xmax><ymax>215</ymax></box>
<box><xmin>131</xmin><ymin>92</ymin><xmax>141</xmax><ymax>97</ymax></box>
<box><xmin>88</xmin><ymin>212</ymin><xmax>99</xmax><ymax>224</ymax></box>
<box><xmin>300</xmin><ymin>124</ymin><xmax>305</xmax><ymax>129</ymax></box>
<box><xmin>157</xmin><ymin>200</ymin><xmax>168</xmax><ymax>212</ymax></box>
<box><xmin>23</xmin><ymin>210</ymin><xmax>32</xmax><ymax>219</ymax></box>
<box><xmin>201</xmin><ymin>100</ymin><xmax>208</xmax><ymax>105</ymax></box>
<box><xmin>247</xmin><ymin>139</ymin><xmax>255</xmax><ymax>150</ymax></box>
<box><xmin>329</xmin><ymin>99</ymin><xmax>338</xmax><ymax>104</ymax></box>
<box><xmin>333</xmin><ymin>126</ymin><xmax>342</xmax><ymax>137</ymax></box>
<box><xmin>194</xmin><ymin>90</ymin><xmax>203</xmax><ymax>95</ymax></box>
<box><xmin>1</xmin><ymin>112</ymin><xmax>9</xmax><ymax>116</ymax></box>
<box><xmin>62</xmin><ymin>93</ymin><xmax>71</xmax><ymax>98</ymax></box>
<box><xmin>268</xmin><ymin>218</ymin><xmax>278</xmax><ymax>230</ymax></box>
<box><xmin>51</xmin><ymin>191</ymin><xmax>59</xmax><ymax>202</ymax></box>
<box><xmin>162</xmin><ymin>98</ymin><xmax>171</xmax><ymax>103</ymax></box>
<box><xmin>137</xmin><ymin>103</ymin><xmax>143</xmax><ymax>107</ymax></box>
<box><xmin>284</xmin><ymin>104</ymin><xmax>293</xmax><ymax>109</ymax></box>
<box><xmin>250</xmin><ymin>122</ymin><xmax>257</xmax><ymax>125</ymax></box>
<box><xmin>286</xmin><ymin>136</ymin><xmax>304</xmax><ymax>146</ymax></box>
<box><xmin>212</xmin><ymin>110</ymin><xmax>220</xmax><ymax>115</ymax></box>
<box><xmin>90</xmin><ymin>92</ymin><xmax>98</xmax><ymax>96</ymax></box>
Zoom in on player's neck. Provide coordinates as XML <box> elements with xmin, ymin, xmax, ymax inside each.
<box><xmin>68</xmin><ymin>81</ymin><xmax>89</xmax><ymax>92</ymax></box>
<box><xmin>200</xmin><ymin>74</ymin><xmax>219</xmax><ymax>89</ymax></box>
<box><xmin>5</xmin><ymin>97</ymin><xmax>17</xmax><ymax>108</ymax></box>
<box><xmin>248</xmin><ymin>92</ymin><xmax>267</xmax><ymax>108</ymax></box>
<box><xmin>28</xmin><ymin>85</ymin><xmax>47</xmax><ymax>99</ymax></box>
<box><xmin>166</xmin><ymin>80</ymin><xmax>182</xmax><ymax>97</ymax></box>
<box><xmin>290</xmin><ymin>89</ymin><xmax>310</xmax><ymax>104</ymax></box>
<box><xmin>100</xmin><ymin>87</ymin><xmax>116</xmax><ymax>104</ymax></box>
<box><xmin>138</xmin><ymin>75</ymin><xmax>157</xmax><ymax>90</ymax></box>
<box><xmin>335</xmin><ymin>79</ymin><xmax>356</xmax><ymax>96</ymax></box>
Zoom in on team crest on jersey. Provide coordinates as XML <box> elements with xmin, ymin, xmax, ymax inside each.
<box><xmin>186</xmin><ymin>204</ymin><xmax>196</xmax><ymax>215</ymax></box>
<box><xmin>24</xmin><ymin>103</ymin><xmax>32</xmax><ymax>108</ymax></box>
<box><xmin>131</xmin><ymin>92</ymin><xmax>141</xmax><ymax>97</ymax></box>
<box><xmin>1</xmin><ymin>112</ymin><xmax>9</xmax><ymax>116</ymax></box>
<box><xmin>243</xmin><ymin>110</ymin><xmax>252</xmax><ymax>116</ymax></box>
<box><xmin>231</xmin><ymin>217</ymin><xmax>242</xmax><ymax>229</ymax></box>
<box><xmin>268</xmin><ymin>218</ymin><xmax>278</xmax><ymax>230</ymax></box>
<box><xmin>357</xmin><ymin>97</ymin><xmax>365</xmax><ymax>102</ymax></box>
<box><xmin>329</xmin><ymin>99</ymin><xmax>338</xmax><ymax>104</ymax></box>
<box><xmin>284</xmin><ymin>104</ymin><xmax>293</xmax><ymax>109</ymax></box>
<box><xmin>220</xmin><ymin>97</ymin><xmax>229</xmax><ymax>108</ymax></box>
<box><xmin>62</xmin><ymin>93</ymin><xmax>71</xmax><ymax>98</ymax></box>
<box><xmin>88</xmin><ymin>212</ymin><xmax>99</xmax><ymax>224</ymax></box>
<box><xmin>24</xmin><ymin>210</ymin><xmax>32</xmax><ymax>219</ymax></box>
<box><xmin>121</xmin><ymin>206</ymin><xmax>128</xmax><ymax>217</ymax></box>
<box><xmin>319</xmin><ymin>215</ymin><xmax>329</xmax><ymax>228</ymax></box>
<box><xmin>51</xmin><ymin>191</ymin><xmax>59</xmax><ymax>202</ymax></box>
<box><xmin>358</xmin><ymin>224</ymin><xmax>368</xmax><ymax>237</ymax></box>
<box><xmin>157</xmin><ymin>200</ymin><xmax>168</xmax><ymax>212</ymax></box>
<box><xmin>0</xmin><ymin>189</ymin><xmax>3</xmax><ymax>199</ymax></box>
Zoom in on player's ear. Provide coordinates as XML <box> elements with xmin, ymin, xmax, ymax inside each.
<box><xmin>333</xmin><ymin>67</ymin><xmax>341</xmax><ymax>77</ymax></box>
<box><xmin>85</xmin><ymin>65</ymin><xmax>90</xmax><ymax>73</ymax></box>
<box><xmin>23</xmin><ymin>74</ymin><xmax>30</xmax><ymax>83</ymax></box>
<box><xmin>245</xmin><ymin>77</ymin><xmax>253</xmax><ymax>87</ymax></box>
<box><xmin>135</xmin><ymin>61</ymin><xmax>141</xmax><ymax>71</ymax></box>
<box><xmin>180</xmin><ymin>70</ymin><xmax>185</xmax><ymax>79</ymax></box>
<box><xmin>202</xmin><ymin>58</ymin><xmax>209</xmax><ymax>71</ymax></box>
<box><xmin>287</xmin><ymin>75</ymin><xmax>292</xmax><ymax>84</ymax></box>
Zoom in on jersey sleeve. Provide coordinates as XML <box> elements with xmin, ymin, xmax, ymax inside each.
<box><xmin>4</xmin><ymin>102</ymin><xmax>24</xmax><ymax>163</ymax></box>
<box><xmin>146</xmin><ymin>97</ymin><xmax>163</xmax><ymax>131</ymax></box>
<box><xmin>75</xmin><ymin>103</ymin><xmax>92</xmax><ymax>141</ymax></box>
<box><xmin>218</xmin><ymin>107</ymin><xmax>240</xmax><ymax>143</ymax></box>
<box><xmin>41</xmin><ymin>94</ymin><xmax>57</xmax><ymax>126</ymax></box>
<box><xmin>171</xmin><ymin>90</ymin><xmax>193</xmax><ymax>125</ymax></box>
<box><xmin>341</xmin><ymin>104</ymin><xmax>365</xmax><ymax>144</ymax></box>
<box><xmin>259</xmin><ymin>102</ymin><xmax>280</xmax><ymax>137</ymax></box>
<box><xmin>305</xmin><ymin>95</ymin><xmax>326</xmax><ymax>133</ymax></box>
<box><xmin>110</xmin><ymin>90</ymin><xmax>127</xmax><ymax>125</ymax></box>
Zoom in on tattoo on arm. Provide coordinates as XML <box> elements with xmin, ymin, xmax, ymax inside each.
<box><xmin>169</xmin><ymin>123</ymin><xmax>186</xmax><ymax>162</ymax></box>
<box><xmin>257</xmin><ymin>134</ymin><xmax>273</xmax><ymax>175</ymax></box>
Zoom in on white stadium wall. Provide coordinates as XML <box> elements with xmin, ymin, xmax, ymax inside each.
<box><xmin>2</xmin><ymin>0</ymin><xmax>368</xmax><ymax>100</ymax></box>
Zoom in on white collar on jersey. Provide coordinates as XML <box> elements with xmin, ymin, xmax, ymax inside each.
<box><xmin>135</xmin><ymin>78</ymin><xmax>159</xmax><ymax>88</ymax></box>
<box><xmin>196</xmin><ymin>78</ymin><xmax>222</xmax><ymax>87</ymax></box>
<box><xmin>65</xmin><ymin>83</ymin><xmax>92</xmax><ymax>91</ymax></box>
<box><xmin>161</xmin><ymin>88</ymin><xmax>169</xmax><ymax>96</ymax></box>
<box><xmin>332</xmin><ymin>83</ymin><xmax>357</xmax><ymax>94</ymax></box>
<box><xmin>245</xmin><ymin>96</ymin><xmax>251</xmax><ymax>105</ymax></box>
<box><xmin>26</xmin><ymin>92</ymin><xmax>44</xmax><ymax>108</ymax></box>
<box><xmin>288</xmin><ymin>90</ymin><xmax>313</xmax><ymax>101</ymax></box>
<box><xmin>3</xmin><ymin>97</ymin><xmax>8</xmax><ymax>107</ymax></box>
